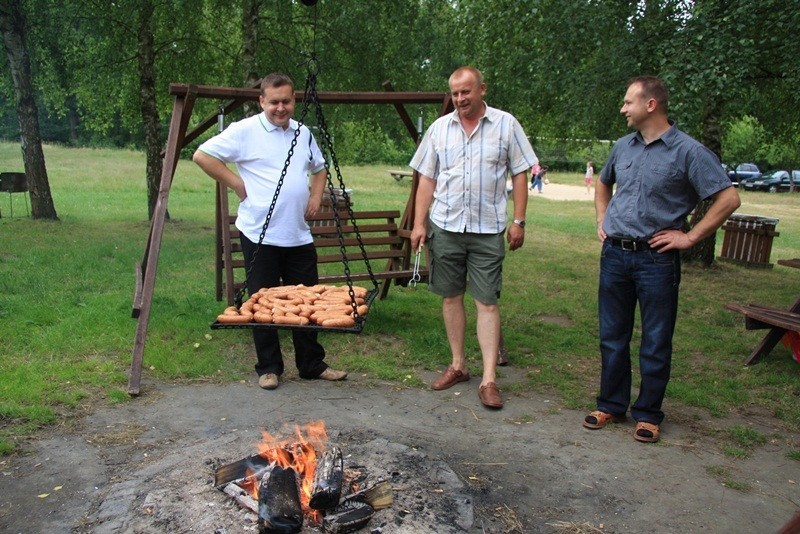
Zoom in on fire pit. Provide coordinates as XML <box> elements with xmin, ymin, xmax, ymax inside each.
<box><xmin>76</xmin><ymin>421</ymin><xmax>474</xmax><ymax>533</ymax></box>
<box><xmin>213</xmin><ymin>422</ymin><xmax>396</xmax><ymax>533</ymax></box>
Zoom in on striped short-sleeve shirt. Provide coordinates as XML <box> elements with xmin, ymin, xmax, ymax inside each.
<box><xmin>410</xmin><ymin>105</ymin><xmax>537</xmax><ymax>234</ymax></box>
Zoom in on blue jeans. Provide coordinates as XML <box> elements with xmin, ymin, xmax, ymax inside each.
<box><xmin>596</xmin><ymin>241</ymin><xmax>681</xmax><ymax>424</ymax></box>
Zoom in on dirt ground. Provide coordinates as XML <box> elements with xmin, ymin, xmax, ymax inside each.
<box><xmin>1</xmin><ymin>361</ymin><xmax>799</xmax><ymax>533</ymax></box>
<box><xmin>528</xmin><ymin>182</ymin><xmax>596</xmax><ymax>202</ymax></box>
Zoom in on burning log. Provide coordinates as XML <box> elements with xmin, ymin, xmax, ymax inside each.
<box><xmin>309</xmin><ymin>446</ymin><xmax>344</xmax><ymax>510</ymax></box>
<box><xmin>257</xmin><ymin>465</ymin><xmax>303</xmax><ymax>534</ymax></box>
<box><xmin>214</xmin><ymin>454</ymin><xmax>272</xmax><ymax>488</ymax></box>
<box><xmin>344</xmin><ymin>480</ymin><xmax>392</xmax><ymax>510</ymax></box>
<box><xmin>322</xmin><ymin>500</ymin><xmax>375</xmax><ymax>534</ymax></box>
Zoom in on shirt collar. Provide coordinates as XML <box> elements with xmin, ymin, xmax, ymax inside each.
<box><xmin>259</xmin><ymin>114</ymin><xmax>298</xmax><ymax>133</ymax></box>
<box><xmin>448</xmin><ymin>102</ymin><xmax>494</xmax><ymax>125</ymax></box>
<box><xmin>630</xmin><ymin>119</ymin><xmax>677</xmax><ymax>147</ymax></box>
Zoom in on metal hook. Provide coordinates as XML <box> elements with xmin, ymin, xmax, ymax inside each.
<box><xmin>410</xmin><ymin>248</ymin><xmax>422</xmax><ymax>287</ymax></box>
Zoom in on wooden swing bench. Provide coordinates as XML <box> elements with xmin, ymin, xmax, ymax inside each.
<box><xmin>129</xmin><ymin>82</ymin><xmax>453</xmax><ymax>394</ymax></box>
<box><xmin>215</xmin><ymin>183</ymin><xmax>427</xmax><ymax>305</ymax></box>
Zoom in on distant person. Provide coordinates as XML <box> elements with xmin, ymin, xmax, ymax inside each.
<box><xmin>585</xmin><ymin>161</ymin><xmax>595</xmax><ymax>193</ymax></box>
<box><xmin>530</xmin><ymin>162</ymin><xmax>542</xmax><ymax>191</ymax></box>
<box><xmin>585</xmin><ymin>76</ymin><xmax>740</xmax><ymax>442</ymax></box>
<box><xmin>410</xmin><ymin>66</ymin><xmax>537</xmax><ymax>409</ymax></box>
<box><xmin>193</xmin><ymin>72</ymin><xmax>348</xmax><ymax>391</ymax></box>
<box><xmin>530</xmin><ymin>163</ymin><xmax>545</xmax><ymax>193</ymax></box>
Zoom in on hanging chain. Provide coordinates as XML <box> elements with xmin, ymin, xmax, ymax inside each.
<box><xmin>304</xmin><ymin>67</ymin><xmax>379</xmax><ymax>319</ymax></box>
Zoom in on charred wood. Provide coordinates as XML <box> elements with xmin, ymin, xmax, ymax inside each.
<box><xmin>322</xmin><ymin>500</ymin><xmax>375</xmax><ymax>534</ymax></box>
<box><xmin>343</xmin><ymin>480</ymin><xmax>392</xmax><ymax>510</ymax></box>
<box><xmin>310</xmin><ymin>446</ymin><xmax>344</xmax><ymax>510</ymax></box>
<box><xmin>257</xmin><ymin>465</ymin><xmax>303</xmax><ymax>534</ymax></box>
<box><xmin>214</xmin><ymin>454</ymin><xmax>272</xmax><ymax>487</ymax></box>
<box><xmin>222</xmin><ymin>483</ymin><xmax>259</xmax><ymax>515</ymax></box>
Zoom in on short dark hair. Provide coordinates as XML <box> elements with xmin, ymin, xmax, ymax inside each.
<box><xmin>628</xmin><ymin>75</ymin><xmax>669</xmax><ymax>113</ymax></box>
<box><xmin>260</xmin><ymin>72</ymin><xmax>294</xmax><ymax>95</ymax></box>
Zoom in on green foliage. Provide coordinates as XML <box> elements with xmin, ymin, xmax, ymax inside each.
<box><xmin>333</xmin><ymin>119</ymin><xmax>408</xmax><ymax>165</ymax></box>
<box><xmin>723</xmin><ymin>115</ymin><xmax>800</xmax><ymax>169</ymax></box>
<box><xmin>723</xmin><ymin>116</ymin><xmax>765</xmax><ymax>166</ymax></box>
<box><xmin>758</xmin><ymin>136</ymin><xmax>800</xmax><ymax>170</ymax></box>
<box><xmin>534</xmin><ymin>138</ymin><xmax>612</xmax><ymax>172</ymax></box>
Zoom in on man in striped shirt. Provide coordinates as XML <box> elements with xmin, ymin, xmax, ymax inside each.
<box><xmin>410</xmin><ymin>66</ymin><xmax>538</xmax><ymax>409</ymax></box>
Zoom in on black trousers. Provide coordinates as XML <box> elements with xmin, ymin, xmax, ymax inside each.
<box><xmin>240</xmin><ymin>236</ymin><xmax>327</xmax><ymax>378</ymax></box>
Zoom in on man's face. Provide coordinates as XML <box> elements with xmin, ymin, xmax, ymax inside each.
<box><xmin>259</xmin><ymin>84</ymin><xmax>295</xmax><ymax>129</ymax></box>
<box><xmin>620</xmin><ymin>82</ymin><xmax>651</xmax><ymax>130</ymax></box>
<box><xmin>449</xmin><ymin>71</ymin><xmax>486</xmax><ymax>121</ymax></box>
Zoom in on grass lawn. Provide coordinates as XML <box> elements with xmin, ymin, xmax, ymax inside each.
<box><xmin>1</xmin><ymin>141</ymin><xmax>799</xmax><ymax>455</ymax></box>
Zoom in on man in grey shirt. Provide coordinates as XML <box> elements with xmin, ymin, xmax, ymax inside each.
<box><xmin>584</xmin><ymin>76</ymin><xmax>740</xmax><ymax>442</ymax></box>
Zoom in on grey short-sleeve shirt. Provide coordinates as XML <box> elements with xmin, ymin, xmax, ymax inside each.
<box><xmin>599</xmin><ymin>122</ymin><xmax>731</xmax><ymax>239</ymax></box>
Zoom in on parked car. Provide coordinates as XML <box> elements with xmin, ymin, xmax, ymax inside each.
<box><xmin>743</xmin><ymin>169</ymin><xmax>800</xmax><ymax>192</ymax></box>
<box><xmin>727</xmin><ymin>163</ymin><xmax>761</xmax><ymax>187</ymax></box>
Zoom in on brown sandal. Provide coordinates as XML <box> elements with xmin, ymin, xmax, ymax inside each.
<box><xmin>633</xmin><ymin>421</ymin><xmax>660</xmax><ymax>443</ymax></box>
<box><xmin>583</xmin><ymin>410</ymin><xmax>626</xmax><ymax>429</ymax></box>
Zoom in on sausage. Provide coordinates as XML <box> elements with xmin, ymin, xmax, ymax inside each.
<box><xmin>267</xmin><ymin>295</ymin><xmax>304</xmax><ymax>307</ymax></box>
<box><xmin>321</xmin><ymin>316</ymin><xmax>356</xmax><ymax>328</ymax></box>
<box><xmin>216</xmin><ymin>313</ymin><xmax>253</xmax><ymax>324</ymax></box>
<box><xmin>273</xmin><ymin>314</ymin><xmax>310</xmax><ymax>326</ymax></box>
<box><xmin>222</xmin><ymin>306</ymin><xmax>240</xmax><ymax>316</ymax></box>
<box><xmin>272</xmin><ymin>303</ymin><xmax>302</xmax><ymax>315</ymax></box>
<box><xmin>253</xmin><ymin>311</ymin><xmax>273</xmax><ymax>323</ymax></box>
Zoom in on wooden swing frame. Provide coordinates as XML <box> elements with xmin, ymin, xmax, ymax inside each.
<box><xmin>128</xmin><ymin>81</ymin><xmax>453</xmax><ymax>395</ymax></box>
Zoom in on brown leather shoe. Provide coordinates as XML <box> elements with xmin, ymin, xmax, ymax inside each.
<box><xmin>479</xmin><ymin>382</ymin><xmax>503</xmax><ymax>409</ymax></box>
<box><xmin>258</xmin><ymin>373</ymin><xmax>279</xmax><ymax>390</ymax></box>
<box><xmin>431</xmin><ymin>366</ymin><xmax>470</xmax><ymax>390</ymax></box>
<box><xmin>318</xmin><ymin>368</ymin><xmax>348</xmax><ymax>381</ymax></box>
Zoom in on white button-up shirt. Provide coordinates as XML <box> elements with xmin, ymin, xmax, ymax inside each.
<box><xmin>198</xmin><ymin>114</ymin><xmax>326</xmax><ymax>246</ymax></box>
<box><xmin>410</xmin><ymin>105</ymin><xmax>537</xmax><ymax>233</ymax></box>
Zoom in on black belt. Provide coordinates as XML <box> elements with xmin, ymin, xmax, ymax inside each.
<box><xmin>607</xmin><ymin>237</ymin><xmax>652</xmax><ymax>251</ymax></box>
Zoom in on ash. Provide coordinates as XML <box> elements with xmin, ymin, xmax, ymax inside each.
<box><xmin>78</xmin><ymin>429</ymin><xmax>472</xmax><ymax>533</ymax></box>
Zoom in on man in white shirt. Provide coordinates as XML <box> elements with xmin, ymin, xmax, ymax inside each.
<box><xmin>194</xmin><ymin>72</ymin><xmax>347</xmax><ymax>390</ymax></box>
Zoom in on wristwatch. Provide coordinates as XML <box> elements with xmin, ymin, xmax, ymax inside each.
<box><xmin>513</xmin><ymin>219</ymin><xmax>526</xmax><ymax>228</ymax></box>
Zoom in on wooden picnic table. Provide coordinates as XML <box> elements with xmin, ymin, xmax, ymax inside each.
<box><xmin>726</xmin><ymin>258</ymin><xmax>800</xmax><ymax>365</ymax></box>
<box><xmin>387</xmin><ymin>169</ymin><xmax>413</xmax><ymax>181</ymax></box>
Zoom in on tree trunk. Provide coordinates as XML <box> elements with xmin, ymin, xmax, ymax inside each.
<box><xmin>137</xmin><ymin>0</ymin><xmax>165</xmax><ymax>221</ymax></box>
<box><xmin>682</xmin><ymin>99</ymin><xmax>724</xmax><ymax>266</ymax></box>
<box><xmin>0</xmin><ymin>0</ymin><xmax>58</xmax><ymax>220</ymax></box>
<box><xmin>241</xmin><ymin>0</ymin><xmax>260</xmax><ymax>117</ymax></box>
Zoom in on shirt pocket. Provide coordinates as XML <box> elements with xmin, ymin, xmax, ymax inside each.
<box><xmin>484</xmin><ymin>141</ymin><xmax>508</xmax><ymax>167</ymax></box>
<box><xmin>615</xmin><ymin>160</ymin><xmax>633</xmax><ymax>182</ymax></box>
<box><xmin>644</xmin><ymin>164</ymin><xmax>682</xmax><ymax>213</ymax></box>
<box><xmin>436</xmin><ymin>143</ymin><xmax>465</xmax><ymax>173</ymax></box>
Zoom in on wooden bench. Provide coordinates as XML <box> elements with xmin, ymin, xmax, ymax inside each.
<box><xmin>386</xmin><ymin>169</ymin><xmax>413</xmax><ymax>181</ymax></box>
<box><xmin>215</xmin><ymin>185</ymin><xmax>428</xmax><ymax>304</ymax></box>
<box><xmin>726</xmin><ymin>258</ymin><xmax>800</xmax><ymax>365</ymax></box>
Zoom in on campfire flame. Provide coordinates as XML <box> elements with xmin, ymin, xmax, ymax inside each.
<box><xmin>244</xmin><ymin>421</ymin><xmax>329</xmax><ymax>524</ymax></box>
